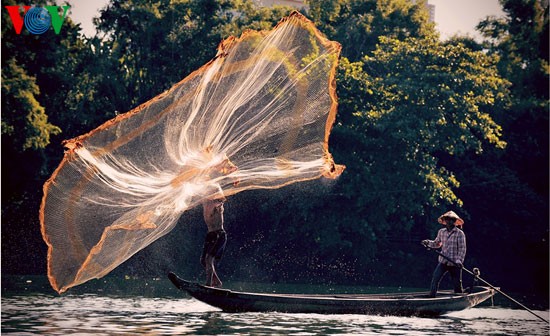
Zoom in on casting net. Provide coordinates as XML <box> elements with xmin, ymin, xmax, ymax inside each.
<box><xmin>40</xmin><ymin>12</ymin><xmax>344</xmax><ymax>293</ymax></box>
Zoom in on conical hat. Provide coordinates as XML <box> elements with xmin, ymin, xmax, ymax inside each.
<box><xmin>438</xmin><ymin>211</ymin><xmax>464</xmax><ymax>226</ymax></box>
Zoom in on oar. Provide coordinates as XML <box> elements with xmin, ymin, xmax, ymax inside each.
<box><xmin>425</xmin><ymin>246</ymin><xmax>549</xmax><ymax>323</ymax></box>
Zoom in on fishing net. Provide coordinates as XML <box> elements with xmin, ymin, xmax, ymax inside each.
<box><xmin>40</xmin><ymin>11</ymin><xmax>344</xmax><ymax>294</ymax></box>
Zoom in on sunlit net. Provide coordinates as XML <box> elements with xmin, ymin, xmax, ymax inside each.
<box><xmin>40</xmin><ymin>12</ymin><xmax>344</xmax><ymax>294</ymax></box>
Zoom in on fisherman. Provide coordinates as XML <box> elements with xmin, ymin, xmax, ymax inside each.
<box><xmin>199</xmin><ymin>154</ymin><xmax>238</xmax><ymax>288</ymax></box>
<box><xmin>422</xmin><ymin>211</ymin><xmax>466</xmax><ymax>297</ymax></box>
<box><xmin>200</xmin><ymin>186</ymin><xmax>227</xmax><ymax>288</ymax></box>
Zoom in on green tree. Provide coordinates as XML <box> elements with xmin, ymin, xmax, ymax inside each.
<box><xmin>1</xmin><ymin>0</ymin><xmax>89</xmax><ymax>275</ymax></box>
<box><xmin>307</xmin><ymin>0</ymin><xmax>437</xmax><ymax>61</ymax></box>
<box><xmin>219</xmin><ymin>0</ymin><xmax>296</xmax><ymax>35</ymax></box>
<box><xmin>1</xmin><ymin>0</ymin><xmax>90</xmax><ymax>166</ymax></box>
<box><xmin>91</xmin><ymin>0</ymin><xmax>235</xmax><ymax>109</ymax></box>
<box><xmin>452</xmin><ymin>0</ymin><xmax>549</xmax><ymax>292</ymax></box>
<box><xmin>477</xmin><ymin>0</ymin><xmax>548</xmax><ymax>195</ymax></box>
<box><xmin>1</xmin><ymin>0</ymin><xmax>67</xmax><ymax>152</ymax></box>
<box><xmin>1</xmin><ymin>58</ymin><xmax>61</xmax><ymax>151</ymax></box>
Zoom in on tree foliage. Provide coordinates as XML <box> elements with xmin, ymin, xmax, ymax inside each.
<box><xmin>1</xmin><ymin>0</ymin><xmax>67</xmax><ymax>151</ymax></box>
<box><xmin>307</xmin><ymin>0</ymin><xmax>437</xmax><ymax>61</ymax></box>
<box><xmin>337</xmin><ymin>35</ymin><xmax>509</xmax><ymax>212</ymax></box>
<box><xmin>2</xmin><ymin>58</ymin><xmax>61</xmax><ymax>151</ymax></box>
<box><xmin>477</xmin><ymin>0</ymin><xmax>549</xmax><ymax>196</ymax></box>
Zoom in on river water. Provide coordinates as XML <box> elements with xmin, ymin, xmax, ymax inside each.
<box><xmin>2</xmin><ymin>277</ymin><xmax>549</xmax><ymax>335</ymax></box>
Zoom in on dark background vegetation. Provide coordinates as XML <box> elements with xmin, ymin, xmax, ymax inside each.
<box><xmin>2</xmin><ymin>0</ymin><xmax>548</xmax><ymax>301</ymax></box>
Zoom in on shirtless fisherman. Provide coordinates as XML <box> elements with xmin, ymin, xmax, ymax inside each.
<box><xmin>200</xmin><ymin>186</ymin><xmax>228</xmax><ymax>288</ymax></box>
<box><xmin>199</xmin><ymin>156</ymin><xmax>238</xmax><ymax>288</ymax></box>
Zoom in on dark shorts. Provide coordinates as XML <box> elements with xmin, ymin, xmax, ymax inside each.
<box><xmin>200</xmin><ymin>229</ymin><xmax>227</xmax><ymax>266</ymax></box>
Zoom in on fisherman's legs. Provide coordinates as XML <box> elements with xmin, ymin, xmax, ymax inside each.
<box><xmin>204</xmin><ymin>254</ymin><xmax>222</xmax><ymax>287</ymax></box>
<box><xmin>207</xmin><ymin>255</ymin><xmax>223</xmax><ymax>288</ymax></box>
<box><xmin>200</xmin><ymin>230</ymin><xmax>227</xmax><ymax>287</ymax></box>
<box><xmin>429</xmin><ymin>263</ymin><xmax>447</xmax><ymax>297</ymax></box>
<box><xmin>448</xmin><ymin>266</ymin><xmax>463</xmax><ymax>293</ymax></box>
<box><xmin>204</xmin><ymin>254</ymin><xmax>212</xmax><ymax>286</ymax></box>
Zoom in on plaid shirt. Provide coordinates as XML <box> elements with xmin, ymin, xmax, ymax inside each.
<box><xmin>427</xmin><ymin>226</ymin><xmax>466</xmax><ymax>265</ymax></box>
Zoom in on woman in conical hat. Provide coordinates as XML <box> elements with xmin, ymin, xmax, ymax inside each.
<box><xmin>422</xmin><ymin>210</ymin><xmax>467</xmax><ymax>297</ymax></box>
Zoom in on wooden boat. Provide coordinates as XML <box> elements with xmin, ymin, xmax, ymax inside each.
<box><xmin>168</xmin><ymin>272</ymin><xmax>495</xmax><ymax>317</ymax></box>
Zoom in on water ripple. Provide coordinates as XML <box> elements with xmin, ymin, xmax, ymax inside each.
<box><xmin>1</xmin><ymin>295</ymin><xmax>548</xmax><ymax>335</ymax></box>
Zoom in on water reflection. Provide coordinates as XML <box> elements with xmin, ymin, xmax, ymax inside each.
<box><xmin>2</xmin><ymin>294</ymin><xmax>549</xmax><ymax>335</ymax></box>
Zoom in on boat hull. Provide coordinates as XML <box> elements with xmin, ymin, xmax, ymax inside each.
<box><xmin>168</xmin><ymin>272</ymin><xmax>495</xmax><ymax>316</ymax></box>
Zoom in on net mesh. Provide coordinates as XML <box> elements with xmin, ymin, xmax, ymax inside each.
<box><xmin>40</xmin><ymin>12</ymin><xmax>344</xmax><ymax>293</ymax></box>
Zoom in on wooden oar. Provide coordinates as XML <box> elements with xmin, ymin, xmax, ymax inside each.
<box><xmin>425</xmin><ymin>246</ymin><xmax>549</xmax><ymax>323</ymax></box>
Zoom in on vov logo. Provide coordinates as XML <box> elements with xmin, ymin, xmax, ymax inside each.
<box><xmin>5</xmin><ymin>5</ymin><xmax>70</xmax><ymax>35</ymax></box>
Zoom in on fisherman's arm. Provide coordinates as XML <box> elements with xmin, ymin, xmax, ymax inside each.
<box><xmin>422</xmin><ymin>230</ymin><xmax>443</xmax><ymax>249</ymax></box>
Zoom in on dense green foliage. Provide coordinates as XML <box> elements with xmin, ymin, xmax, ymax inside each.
<box><xmin>2</xmin><ymin>0</ymin><xmax>548</xmax><ymax>295</ymax></box>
